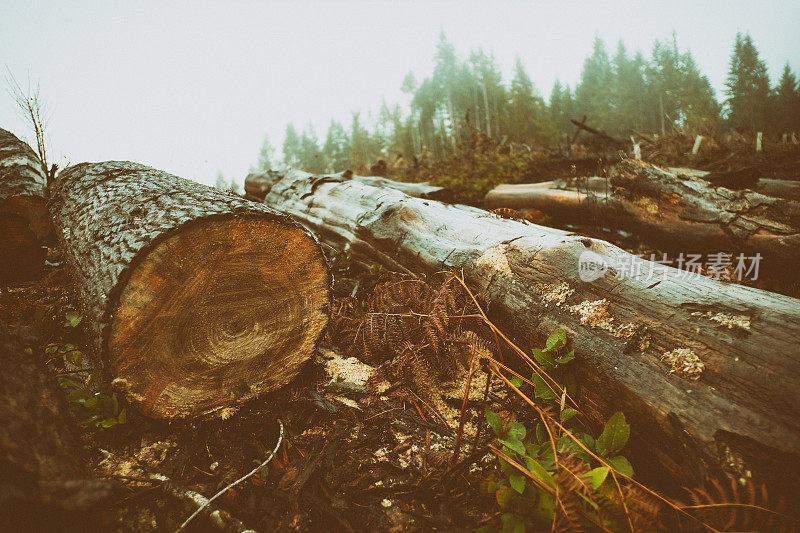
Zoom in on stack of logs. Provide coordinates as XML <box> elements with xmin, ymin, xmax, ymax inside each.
<box><xmin>2</xmin><ymin>126</ymin><xmax>799</xmax><ymax>517</ymax></box>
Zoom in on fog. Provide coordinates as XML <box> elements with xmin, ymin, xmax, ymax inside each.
<box><xmin>2</xmin><ymin>0</ymin><xmax>798</xmax><ymax>185</ymax></box>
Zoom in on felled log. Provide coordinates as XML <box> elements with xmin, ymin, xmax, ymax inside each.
<box><xmin>0</xmin><ymin>128</ymin><xmax>52</xmax><ymax>282</ymax></box>
<box><xmin>260</xmin><ymin>169</ymin><xmax>800</xmax><ymax>495</ymax></box>
<box><xmin>673</xmin><ymin>167</ymin><xmax>800</xmax><ymax>201</ymax></box>
<box><xmin>244</xmin><ymin>169</ymin><xmax>447</xmax><ymax>202</ymax></box>
<box><xmin>485</xmin><ymin>161</ymin><xmax>800</xmax><ymax>264</ymax></box>
<box><xmin>0</xmin><ymin>325</ymin><xmax>117</xmax><ymax>529</ymax></box>
<box><xmin>613</xmin><ymin>160</ymin><xmax>800</xmax><ymax>262</ymax></box>
<box><xmin>49</xmin><ymin>162</ymin><xmax>330</xmax><ymax>419</ymax></box>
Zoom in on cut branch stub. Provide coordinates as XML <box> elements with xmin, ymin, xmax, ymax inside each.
<box><xmin>49</xmin><ymin>162</ymin><xmax>330</xmax><ymax>418</ymax></box>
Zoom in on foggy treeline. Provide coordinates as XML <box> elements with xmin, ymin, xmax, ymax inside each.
<box><xmin>252</xmin><ymin>31</ymin><xmax>800</xmax><ymax>175</ymax></box>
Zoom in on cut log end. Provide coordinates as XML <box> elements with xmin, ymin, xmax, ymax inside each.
<box><xmin>107</xmin><ymin>215</ymin><xmax>329</xmax><ymax>418</ymax></box>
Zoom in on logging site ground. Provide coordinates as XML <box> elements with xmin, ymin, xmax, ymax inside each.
<box><xmin>2</xmin><ymin>2</ymin><xmax>800</xmax><ymax>532</ymax></box>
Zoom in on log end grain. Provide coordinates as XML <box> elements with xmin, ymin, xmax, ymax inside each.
<box><xmin>107</xmin><ymin>215</ymin><xmax>329</xmax><ymax>419</ymax></box>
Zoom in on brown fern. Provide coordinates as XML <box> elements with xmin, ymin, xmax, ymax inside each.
<box><xmin>680</xmin><ymin>477</ymin><xmax>793</xmax><ymax>532</ymax></box>
<box><xmin>330</xmin><ymin>270</ymin><xmax>493</xmax><ymax>405</ymax></box>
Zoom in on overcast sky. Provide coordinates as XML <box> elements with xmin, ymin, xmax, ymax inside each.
<box><xmin>2</xmin><ymin>0</ymin><xmax>798</xmax><ymax>186</ymax></box>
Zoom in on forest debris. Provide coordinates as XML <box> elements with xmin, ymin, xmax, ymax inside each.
<box><xmin>692</xmin><ymin>311</ymin><xmax>751</xmax><ymax>331</ymax></box>
<box><xmin>661</xmin><ymin>348</ymin><xmax>705</xmax><ymax>380</ymax></box>
<box><xmin>568</xmin><ymin>298</ymin><xmax>614</xmax><ymax>329</ymax></box>
<box><xmin>540</xmin><ymin>282</ymin><xmax>574</xmax><ymax>306</ymax></box>
<box><xmin>324</xmin><ymin>351</ymin><xmax>376</xmax><ymax>387</ymax></box>
<box><xmin>476</xmin><ymin>244</ymin><xmax>513</xmax><ymax>275</ymax></box>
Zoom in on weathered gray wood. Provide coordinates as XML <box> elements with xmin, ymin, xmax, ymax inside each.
<box><xmin>49</xmin><ymin>161</ymin><xmax>330</xmax><ymax>419</ymax></box>
<box><xmin>671</xmin><ymin>167</ymin><xmax>800</xmax><ymax>202</ymax></box>
<box><xmin>485</xmin><ymin>161</ymin><xmax>800</xmax><ymax>264</ymax></box>
<box><xmin>245</xmin><ymin>169</ymin><xmax>447</xmax><ymax>202</ymax></box>
<box><xmin>612</xmin><ymin>160</ymin><xmax>800</xmax><ymax>262</ymax></box>
<box><xmin>261</xmin><ymin>168</ymin><xmax>800</xmax><ymax>495</ymax></box>
<box><xmin>0</xmin><ymin>128</ymin><xmax>51</xmax><ymax>282</ymax></box>
<box><xmin>0</xmin><ymin>325</ymin><xmax>117</xmax><ymax>528</ymax></box>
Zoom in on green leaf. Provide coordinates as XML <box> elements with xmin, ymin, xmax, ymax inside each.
<box><xmin>64</xmin><ymin>312</ymin><xmax>82</xmax><ymax>327</ymax></box>
<box><xmin>510</xmin><ymin>376</ymin><xmax>523</xmax><ymax>388</ymax></box>
<box><xmin>67</xmin><ymin>350</ymin><xmax>83</xmax><ymax>365</ymax></box>
<box><xmin>45</xmin><ymin>344</ymin><xmax>58</xmax><ymax>354</ymax></box>
<box><xmin>531</xmin><ymin>373</ymin><xmax>557</xmax><ymax>400</ymax></box>
<box><xmin>596</xmin><ymin>412</ymin><xmax>630</xmax><ymax>456</ymax></box>
<box><xmin>486</xmin><ymin>408</ymin><xmax>503</xmax><ymax>436</ymax></box>
<box><xmin>499</xmin><ymin>437</ymin><xmax>526</xmax><ymax>456</ymax></box>
<box><xmin>117</xmin><ymin>408</ymin><xmax>127</xmax><ymax>424</ymax></box>
<box><xmin>607</xmin><ymin>455</ymin><xmax>634</xmax><ymax>478</ymax></box>
<box><xmin>546</xmin><ymin>328</ymin><xmax>567</xmax><ymax>350</ymax></box>
<box><xmin>524</xmin><ymin>457</ymin><xmax>557</xmax><ymax>489</ymax></box>
<box><xmin>84</xmin><ymin>396</ymin><xmax>99</xmax><ymax>408</ymax></box>
<box><xmin>496</xmin><ymin>487</ymin><xmax>513</xmax><ymax>508</ymax></box>
<box><xmin>560</xmin><ymin>408</ymin><xmax>579</xmax><ymax>422</ymax></box>
<box><xmin>506</xmin><ymin>421</ymin><xmax>526</xmax><ymax>440</ymax></box>
<box><xmin>59</xmin><ymin>377</ymin><xmax>83</xmax><ymax>390</ymax></box>
<box><xmin>532</xmin><ymin>348</ymin><xmax>555</xmax><ymax>370</ymax></box>
<box><xmin>555</xmin><ymin>350</ymin><xmax>575</xmax><ymax>364</ymax></box>
<box><xmin>66</xmin><ymin>389</ymin><xmax>87</xmax><ymax>402</ymax></box>
<box><xmin>509</xmin><ymin>473</ymin><xmax>526</xmax><ymax>494</ymax></box>
<box><xmin>535</xmin><ymin>422</ymin><xmax>547</xmax><ymax>445</ymax></box>
<box><xmin>560</xmin><ymin>388</ymin><xmax>567</xmax><ymax>410</ymax></box>
<box><xmin>98</xmin><ymin>418</ymin><xmax>118</xmax><ymax>428</ymax></box>
<box><xmin>586</xmin><ymin>466</ymin><xmax>610</xmax><ymax>490</ymax></box>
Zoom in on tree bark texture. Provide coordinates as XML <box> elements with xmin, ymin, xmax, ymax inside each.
<box><xmin>0</xmin><ymin>128</ymin><xmax>51</xmax><ymax>282</ymax></box>
<box><xmin>49</xmin><ymin>161</ymin><xmax>330</xmax><ymax>419</ymax></box>
<box><xmin>260</xmin><ymin>168</ymin><xmax>800</xmax><ymax>495</ymax></box>
<box><xmin>0</xmin><ymin>325</ymin><xmax>117</xmax><ymax>529</ymax></box>
<box><xmin>245</xmin><ymin>170</ymin><xmax>447</xmax><ymax>202</ymax></box>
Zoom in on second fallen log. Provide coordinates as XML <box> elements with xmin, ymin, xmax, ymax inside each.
<box><xmin>260</xmin><ymin>169</ymin><xmax>800</xmax><ymax>496</ymax></box>
<box><xmin>49</xmin><ymin>162</ymin><xmax>330</xmax><ymax>419</ymax></box>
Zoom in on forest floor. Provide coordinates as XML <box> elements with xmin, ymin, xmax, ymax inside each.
<box><xmin>2</xmin><ymin>260</ymin><xmax>505</xmax><ymax>532</ymax></box>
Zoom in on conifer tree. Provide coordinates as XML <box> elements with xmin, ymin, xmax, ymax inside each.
<box><xmin>282</xmin><ymin>123</ymin><xmax>302</xmax><ymax>167</ymax></box>
<box><xmin>773</xmin><ymin>63</ymin><xmax>800</xmax><ymax>134</ymax></box>
<box><xmin>575</xmin><ymin>37</ymin><xmax>614</xmax><ymax>131</ymax></box>
<box><xmin>725</xmin><ymin>32</ymin><xmax>771</xmax><ymax>129</ymax></box>
<box><xmin>253</xmin><ymin>134</ymin><xmax>275</xmax><ymax>172</ymax></box>
<box><xmin>507</xmin><ymin>58</ymin><xmax>557</xmax><ymax>145</ymax></box>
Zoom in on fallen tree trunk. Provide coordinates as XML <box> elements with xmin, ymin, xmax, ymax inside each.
<box><xmin>261</xmin><ymin>169</ymin><xmax>800</xmax><ymax>495</ymax></box>
<box><xmin>49</xmin><ymin>162</ymin><xmax>330</xmax><ymax>419</ymax></box>
<box><xmin>244</xmin><ymin>170</ymin><xmax>447</xmax><ymax>202</ymax></box>
<box><xmin>672</xmin><ymin>167</ymin><xmax>800</xmax><ymax>201</ymax></box>
<box><xmin>0</xmin><ymin>325</ymin><xmax>117</xmax><ymax>529</ymax></box>
<box><xmin>485</xmin><ymin>161</ymin><xmax>800</xmax><ymax>264</ymax></box>
<box><xmin>0</xmin><ymin>128</ymin><xmax>52</xmax><ymax>282</ymax></box>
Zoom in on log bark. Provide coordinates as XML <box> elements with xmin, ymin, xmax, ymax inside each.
<box><xmin>0</xmin><ymin>128</ymin><xmax>51</xmax><ymax>282</ymax></box>
<box><xmin>672</xmin><ymin>167</ymin><xmax>800</xmax><ymax>202</ymax></box>
<box><xmin>260</xmin><ymin>169</ymin><xmax>800</xmax><ymax>495</ymax></box>
<box><xmin>245</xmin><ymin>170</ymin><xmax>447</xmax><ymax>202</ymax></box>
<box><xmin>49</xmin><ymin>161</ymin><xmax>330</xmax><ymax>419</ymax></box>
<box><xmin>485</xmin><ymin>161</ymin><xmax>800</xmax><ymax>264</ymax></box>
<box><xmin>0</xmin><ymin>325</ymin><xmax>117</xmax><ymax>529</ymax></box>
